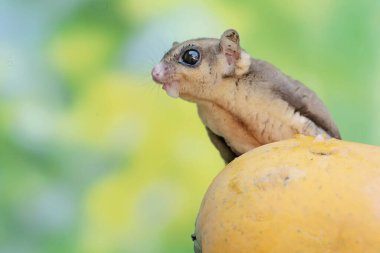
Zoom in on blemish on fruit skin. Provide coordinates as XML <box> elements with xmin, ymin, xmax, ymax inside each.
<box><xmin>310</xmin><ymin>151</ymin><xmax>331</xmax><ymax>156</ymax></box>
<box><xmin>283</xmin><ymin>176</ymin><xmax>290</xmax><ymax>186</ymax></box>
<box><xmin>253</xmin><ymin>167</ymin><xmax>306</xmax><ymax>189</ymax></box>
<box><xmin>308</xmin><ymin>143</ymin><xmax>338</xmax><ymax>156</ymax></box>
<box><xmin>229</xmin><ymin>177</ymin><xmax>243</xmax><ymax>194</ymax></box>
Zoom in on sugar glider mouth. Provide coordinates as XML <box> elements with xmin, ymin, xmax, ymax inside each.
<box><xmin>151</xmin><ymin>63</ymin><xmax>180</xmax><ymax>98</ymax></box>
<box><xmin>162</xmin><ymin>82</ymin><xmax>179</xmax><ymax>98</ymax></box>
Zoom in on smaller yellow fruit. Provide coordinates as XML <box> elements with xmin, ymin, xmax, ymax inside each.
<box><xmin>194</xmin><ymin>135</ymin><xmax>380</xmax><ymax>253</ymax></box>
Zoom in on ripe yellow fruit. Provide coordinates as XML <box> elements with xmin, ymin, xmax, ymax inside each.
<box><xmin>194</xmin><ymin>135</ymin><xmax>380</xmax><ymax>253</ymax></box>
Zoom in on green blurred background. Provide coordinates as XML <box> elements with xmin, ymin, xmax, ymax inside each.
<box><xmin>0</xmin><ymin>0</ymin><xmax>379</xmax><ymax>252</ymax></box>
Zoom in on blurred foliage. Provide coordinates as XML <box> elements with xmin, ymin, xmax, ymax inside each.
<box><xmin>0</xmin><ymin>0</ymin><xmax>379</xmax><ymax>252</ymax></box>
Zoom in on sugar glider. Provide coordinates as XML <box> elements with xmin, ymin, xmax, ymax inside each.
<box><xmin>152</xmin><ymin>29</ymin><xmax>341</xmax><ymax>163</ymax></box>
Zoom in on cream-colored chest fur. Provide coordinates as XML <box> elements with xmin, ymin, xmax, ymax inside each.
<box><xmin>197</xmin><ymin>80</ymin><xmax>326</xmax><ymax>155</ymax></box>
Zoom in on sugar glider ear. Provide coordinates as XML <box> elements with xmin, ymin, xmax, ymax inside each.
<box><xmin>172</xmin><ymin>41</ymin><xmax>179</xmax><ymax>47</ymax></box>
<box><xmin>220</xmin><ymin>29</ymin><xmax>241</xmax><ymax>65</ymax></box>
<box><xmin>220</xmin><ymin>29</ymin><xmax>250</xmax><ymax>77</ymax></box>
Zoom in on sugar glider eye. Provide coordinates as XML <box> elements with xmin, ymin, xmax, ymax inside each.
<box><xmin>180</xmin><ymin>49</ymin><xmax>200</xmax><ymax>66</ymax></box>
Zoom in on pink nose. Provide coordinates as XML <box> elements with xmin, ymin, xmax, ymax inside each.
<box><xmin>151</xmin><ymin>65</ymin><xmax>163</xmax><ymax>84</ymax></box>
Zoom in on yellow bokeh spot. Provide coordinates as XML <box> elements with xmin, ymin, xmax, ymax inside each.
<box><xmin>50</xmin><ymin>26</ymin><xmax>116</xmax><ymax>80</ymax></box>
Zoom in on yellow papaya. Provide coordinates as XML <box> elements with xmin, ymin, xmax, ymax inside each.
<box><xmin>194</xmin><ymin>135</ymin><xmax>380</xmax><ymax>253</ymax></box>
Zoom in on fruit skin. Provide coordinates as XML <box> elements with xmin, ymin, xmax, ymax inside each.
<box><xmin>194</xmin><ymin>135</ymin><xmax>380</xmax><ymax>253</ymax></box>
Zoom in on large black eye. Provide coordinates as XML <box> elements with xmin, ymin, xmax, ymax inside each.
<box><xmin>180</xmin><ymin>49</ymin><xmax>200</xmax><ymax>66</ymax></box>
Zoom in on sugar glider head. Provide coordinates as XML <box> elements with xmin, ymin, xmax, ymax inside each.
<box><xmin>151</xmin><ymin>29</ymin><xmax>251</xmax><ymax>100</ymax></box>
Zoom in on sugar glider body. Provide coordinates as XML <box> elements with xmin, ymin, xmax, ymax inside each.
<box><xmin>152</xmin><ymin>29</ymin><xmax>340</xmax><ymax>163</ymax></box>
